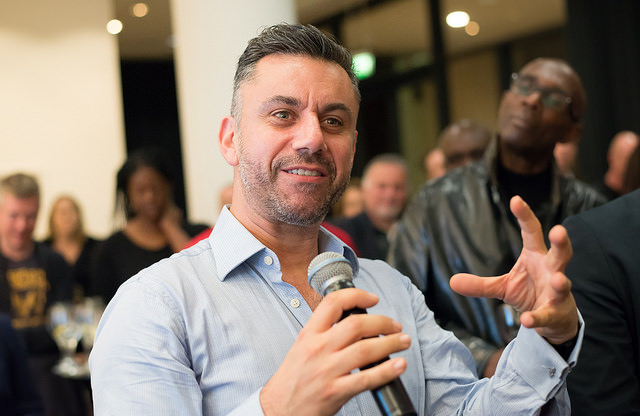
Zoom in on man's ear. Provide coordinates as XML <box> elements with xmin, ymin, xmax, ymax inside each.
<box><xmin>219</xmin><ymin>116</ymin><xmax>239</xmax><ymax>166</ymax></box>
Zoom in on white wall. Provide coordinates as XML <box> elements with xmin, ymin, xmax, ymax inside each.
<box><xmin>171</xmin><ymin>0</ymin><xmax>296</xmax><ymax>226</ymax></box>
<box><xmin>0</xmin><ymin>0</ymin><xmax>126</xmax><ymax>239</ymax></box>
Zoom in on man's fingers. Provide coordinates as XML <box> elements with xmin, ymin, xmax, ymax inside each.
<box><xmin>546</xmin><ymin>225</ymin><xmax>573</xmax><ymax>271</ymax></box>
<box><xmin>336</xmin><ymin>332</ymin><xmax>411</xmax><ymax>371</ymax></box>
<box><xmin>510</xmin><ymin>196</ymin><xmax>546</xmax><ymax>253</ymax></box>
<box><xmin>327</xmin><ymin>313</ymin><xmax>403</xmax><ymax>352</ymax></box>
<box><xmin>333</xmin><ymin>356</ymin><xmax>407</xmax><ymax>401</ymax></box>
<box><xmin>305</xmin><ymin>288</ymin><xmax>380</xmax><ymax>333</ymax></box>
<box><xmin>450</xmin><ymin>273</ymin><xmax>506</xmax><ymax>299</ymax></box>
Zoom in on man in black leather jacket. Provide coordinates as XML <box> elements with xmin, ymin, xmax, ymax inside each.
<box><xmin>388</xmin><ymin>58</ymin><xmax>606</xmax><ymax>377</ymax></box>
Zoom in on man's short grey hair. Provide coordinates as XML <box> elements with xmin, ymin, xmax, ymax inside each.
<box><xmin>231</xmin><ymin>23</ymin><xmax>360</xmax><ymax>120</ymax></box>
<box><xmin>362</xmin><ymin>153</ymin><xmax>409</xmax><ymax>181</ymax></box>
<box><xmin>0</xmin><ymin>173</ymin><xmax>40</xmax><ymax>205</ymax></box>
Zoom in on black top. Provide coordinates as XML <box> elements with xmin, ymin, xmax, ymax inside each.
<box><xmin>93</xmin><ymin>223</ymin><xmax>209</xmax><ymax>303</ymax></box>
<box><xmin>330</xmin><ymin>212</ymin><xmax>388</xmax><ymax>260</ymax></box>
<box><xmin>42</xmin><ymin>237</ymin><xmax>101</xmax><ymax>297</ymax></box>
<box><xmin>564</xmin><ymin>189</ymin><xmax>640</xmax><ymax>415</ymax></box>
<box><xmin>0</xmin><ymin>243</ymin><xmax>73</xmax><ymax>355</ymax></box>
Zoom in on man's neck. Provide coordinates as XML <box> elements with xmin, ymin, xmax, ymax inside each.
<box><xmin>247</xmin><ymin>216</ymin><xmax>324</xmax><ymax>310</ymax></box>
<box><xmin>367</xmin><ymin>212</ymin><xmax>393</xmax><ymax>233</ymax></box>
<box><xmin>230</xmin><ymin>206</ymin><xmax>322</xmax><ymax>283</ymax></box>
<box><xmin>0</xmin><ymin>239</ymin><xmax>35</xmax><ymax>262</ymax></box>
<box><xmin>498</xmin><ymin>141</ymin><xmax>553</xmax><ymax>175</ymax></box>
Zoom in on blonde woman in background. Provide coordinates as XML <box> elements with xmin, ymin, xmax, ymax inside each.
<box><xmin>43</xmin><ymin>195</ymin><xmax>100</xmax><ymax>300</ymax></box>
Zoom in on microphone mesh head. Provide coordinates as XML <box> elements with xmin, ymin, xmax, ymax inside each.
<box><xmin>307</xmin><ymin>252</ymin><xmax>353</xmax><ymax>294</ymax></box>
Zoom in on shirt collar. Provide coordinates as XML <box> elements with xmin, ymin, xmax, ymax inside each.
<box><xmin>209</xmin><ymin>207</ymin><xmax>359</xmax><ymax>281</ymax></box>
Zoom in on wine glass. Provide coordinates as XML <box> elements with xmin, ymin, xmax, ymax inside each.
<box><xmin>48</xmin><ymin>302</ymin><xmax>84</xmax><ymax>377</ymax></box>
<box><xmin>75</xmin><ymin>297</ymin><xmax>105</xmax><ymax>375</ymax></box>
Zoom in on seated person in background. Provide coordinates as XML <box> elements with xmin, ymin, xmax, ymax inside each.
<box><xmin>93</xmin><ymin>147</ymin><xmax>209</xmax><ymax>303</ymax></box>
<box><xmin>622</xmin><ymin>145</ymin><xmax>640</xmax><ymax>194</ymax></box>
<box><xmin>438</xmin><ymin>118</ymin><xmax>491</xmax><ymax>171</ymax></box>
<box><xmin>330</xmin><ymin>153</ymin><xmax>409</xmax><ymax>260</ymax></box>
<box><xmin>554</xmin><ymin>140</ymin><xmax>579</xmax><ymax>177</ymax></box>
<box><xmin>0</xmin><ymin>173</ymin><xmax>80</xmax><ymax>416</ymax></box>
<box><xmin>389</xmin><ymin>57</ymin><xmax>606</xmax><ymax>377</ymax></box>
<box><xmin>43</xmin><ymin>195</ymin><xmax>100</xmax><ymax>300</ymax></box>
<box><xmin>594</xmin><ymin>130</ymin><xmax>639</xmax><ymax>200</ymax></box>
<box><xmin>0</xmin><ymin>313</ymin><xmax>44</xmax><ymax>416</ymax></box>
<box><xmin>563</xmin><ymin>188</ymin><xmax>640</xmax><ymax>414</ymax></box>
<box><xmin>331</xmin><ymin>177</ymin><xmax>363</xmax><ymax>219</ymax></box>
<box><xmin>91</xmin><ymin>24</ymin><xmax>582</xmax><ymax>415</ymax></box>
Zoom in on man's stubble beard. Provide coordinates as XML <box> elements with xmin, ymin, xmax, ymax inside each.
<box><xmin>236</xmin><ymin>133</ymin><xmax>351</xmax><ymax>226</ymax></box>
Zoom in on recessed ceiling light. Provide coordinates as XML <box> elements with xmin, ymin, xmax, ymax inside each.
<box><xmin>106</xmin><ymin>19</ymin><xmax>123</xmax><ymax>35</ymax></box>
<box><xmin>132</xmin><ymin>3</ymin><xmax>149</xmax><ymax>18</ymax></box>
<box><xmin>446</xmin><ymin>11</ymin><xmax>470</xmax><ymax>28</ymax></box>
<box><xmin>465</xmin><ymin>21</ymin><xmax>480</xmax><ymax>36</ymax></box>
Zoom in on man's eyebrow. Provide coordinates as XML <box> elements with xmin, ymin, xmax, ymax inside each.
<box><xmin>259</xmin><ymin>95</ymin><xmax>354</xmax><ymax>116</ymax></box>
<box><xmin>260</xmin><ymin>95</ymin><xmax>300</xmax><ymax>112</ymax></box>
<box><xmin>322</xmin><ymin>102</ymin><xmax>354</xmax><ymax>116</ymax></box>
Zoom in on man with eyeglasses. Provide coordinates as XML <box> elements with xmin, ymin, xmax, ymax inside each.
<box><xmin>388</xmin><ymin>58</ymin><xmax>606</xmax><ymax>378</ymax></box>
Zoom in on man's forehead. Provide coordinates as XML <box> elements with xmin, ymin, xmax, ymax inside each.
<box><xmin>520</xmin><ymin>61</ymin><xmax>574</xmax><ymax>89</ymax></box>
<box><xmin>249</xmin><ymin>54</ymin><xmax>356</xmax><ymax>94</ymax></box>
<box><xmin>2</xmin><ymin>192</ymin><xmax>38</xmax><ymax>205</ymax></box>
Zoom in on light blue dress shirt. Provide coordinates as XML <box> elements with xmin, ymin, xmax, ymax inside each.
<box><xmin>90</xmin><ymin>206</ymin><xmax>582</xmax><ymax>415</ymax></box>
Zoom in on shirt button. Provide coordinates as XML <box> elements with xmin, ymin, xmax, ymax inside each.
<box><xmin>548</xmin><ymin>368</ymin><xmax>556</xmax><ymax>377</ymax></box>
<box><xmin>264</xmin><ymin>256</ymin><xmax>273</xmax><ymax>266</ymax></box>
<box><xmin>290</xmin><ymin>298</ymin><xmax>300</xmax><ymax>308</ymax></box>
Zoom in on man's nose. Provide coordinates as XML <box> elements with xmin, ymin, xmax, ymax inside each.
<box><xmin>291</xmin><ymin>114</ymin><xmax>327</xmax><ymax>154</ymax></box>
<box><xmin>15</xmin><ymin>216</ymin><xmax>28</xmax><ymax>232</ymax></box>
<box><xmin>523</xmin><ymin>90</ymin><xmax>543</xmax><ymax>109</ymax></box>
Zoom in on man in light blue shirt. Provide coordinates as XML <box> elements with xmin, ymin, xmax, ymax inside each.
<box><xmin>90</xmin><ymin>23</ymin><xmax>582</xmax><ymax>415</ymax></box>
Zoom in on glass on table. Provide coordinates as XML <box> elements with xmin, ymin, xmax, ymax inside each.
<box><xmin>48</xmin><ymin>302</ymin><xmax>84</xmax><ymax>377</ymax></box>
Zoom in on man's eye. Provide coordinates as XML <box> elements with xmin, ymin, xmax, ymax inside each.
<box><xmin>324</xmin><ymin>117</ymin><xmax>343</xmax><ymax>126</ymax></box>
<box><xmin>543</xmin><ymin>94</ymin><xmax>563</xmax><ymax>109</ymax></box>
<box><xmin>273</xmin><ymin>111</ymin><xmax>291</xmax><ymax>119</ymax></box>
<box><xmin>517</xmin><ymin>84</ymin><xmax>533</xmax><ymax>96</ymax></box>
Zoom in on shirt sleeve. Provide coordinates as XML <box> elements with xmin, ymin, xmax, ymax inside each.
<box><xmin>89</xmin><ymin>277</ymin><xmax>263</xmax><ymax>416</ymax></box>
<box><xmin>407</xmin><ymin>277</ymin><xmax>582</xmax><ymax>415</ymax></box>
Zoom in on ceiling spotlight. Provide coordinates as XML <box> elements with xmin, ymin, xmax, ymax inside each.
<box><xmin>465</xmin><ymin>21</ymin><xmax>480</xmax><ymax>36</ymax></box>
<box><xmin>106</xmin><ymin>19</ymin><xmax>123</xmax><ymax>35</ymax></box>
<box><xmin>446</xmin><ymin>11</ymin><xmax>470</xmax><ymax>28</ymax></box>
<box><xmin>132</xmin><ymin>3</ymin><xmax>149</xmax><ymax>18</ymax></box>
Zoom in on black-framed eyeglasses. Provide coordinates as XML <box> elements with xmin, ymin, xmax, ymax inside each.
<box><xmin>510</xmin><ymin>73</ymin><xmax>576</xmax><ymax>120</ymax></box>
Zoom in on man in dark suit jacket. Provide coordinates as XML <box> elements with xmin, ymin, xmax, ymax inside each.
<box><xmin>563</xmin><ymin>188</ymin><xmax>640</xmax><ymax>415</ymax></box>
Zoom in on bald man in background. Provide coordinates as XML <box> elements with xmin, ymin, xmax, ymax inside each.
<box><xmin>594</xmin><ymin>130</ymin><xmax>639</xmax><ymax>200</ymax></box>
<box><xmin>438</xmin><ymin>119</ymin><xmax>491</xmax><ymax>172</ymax></box>
<box><xmin>389</xmin><ymin>58</ymin><xmax>606</xmax><ymax>377</ymax></box>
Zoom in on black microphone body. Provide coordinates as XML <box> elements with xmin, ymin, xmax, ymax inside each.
<box><xmin>308</xmin><ymin>253</ymin><xmax>417</xmax><ymax>416</ymax></box>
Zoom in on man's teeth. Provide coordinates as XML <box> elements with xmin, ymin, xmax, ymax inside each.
<box><xmin>286</xmin><ymin>169</ymin><xmax>321</xmax><ymax>177</ymax></box>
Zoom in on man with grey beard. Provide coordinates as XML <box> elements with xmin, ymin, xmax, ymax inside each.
<box><xmin>329</xmin><ymin>153</ymin><xmax>409</xmax><ymax>260</ymax></box>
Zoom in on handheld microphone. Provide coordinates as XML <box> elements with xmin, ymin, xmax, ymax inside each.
<box><xmin>308</xmin><ymin>252</ymin><xmax>417</xmax><ymax>416</ymax></box>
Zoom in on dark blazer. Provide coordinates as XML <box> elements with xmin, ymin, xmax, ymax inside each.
<box><xmin>564</xmin><ymin>189</ymin><xmax>640</xmax><ymax>415</ymax></box>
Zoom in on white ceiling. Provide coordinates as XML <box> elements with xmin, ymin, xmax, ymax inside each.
<box><xmin>115</xmin><ymin>0</ymin><xmax>565</xmax><ymax>59</ymax></box>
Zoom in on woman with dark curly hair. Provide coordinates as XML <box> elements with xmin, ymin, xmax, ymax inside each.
<box><xmin>93</xmin><ymin>147</ymin><xmax>209</xmax><ymax>303</ymax></box>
